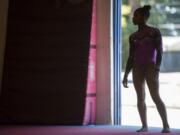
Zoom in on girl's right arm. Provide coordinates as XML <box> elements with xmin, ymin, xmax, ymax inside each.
<box><xmin>123</xmin><ymin>35</ymin><xmax>134</xmax><ymax>88</ymax></box>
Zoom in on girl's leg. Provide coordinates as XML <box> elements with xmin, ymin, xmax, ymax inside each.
<box><xmin>133</xmin><ymin>67</ymin><xmax>148</xmax><ymax>132</ymax></box>
<box><xmin>146</xmin><ymin>65</ymin><xmax>170</xmax><ymax>133</ymax></box>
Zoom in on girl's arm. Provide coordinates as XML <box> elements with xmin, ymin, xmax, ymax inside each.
<box><xmin>123</xmin><ymin>36</ymin><xmax>134</xmax><ymax>88</ymax></box>
<box><xmin>155</xmin><ymin>29</ymin><xmax>163</xmax><ymax>71</ymax></box>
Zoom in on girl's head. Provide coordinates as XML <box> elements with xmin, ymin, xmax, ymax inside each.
<box><xmin>133</xmin><ymin>5</ymin><xmax>151</xmax><ymax>25</ymax></box>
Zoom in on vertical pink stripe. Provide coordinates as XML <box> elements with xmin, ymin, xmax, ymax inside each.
<box><xmin>83</xmin><ymin>0</ymin><xmax>96</xmax><ymax>125</ymax></box>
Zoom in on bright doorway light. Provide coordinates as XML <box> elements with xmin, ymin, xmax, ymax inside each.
<box><xmin>121</xmin><ymin>0</ymin><xmax>180</xmax><ymax>129</ymax></box>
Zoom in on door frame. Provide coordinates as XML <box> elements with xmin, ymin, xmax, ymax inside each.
<box><xmin>111</xmin><ymin>0</ymin><xmax>121</xmax><ymax>125</ymax></box>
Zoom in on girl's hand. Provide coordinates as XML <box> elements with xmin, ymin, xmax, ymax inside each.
<box><xmin>123</xmin><ymin>76</ymin><xmax>129</xmax><ymax>88</ymax></box>
<box><xmin>155</xmin><ymin>64</ymin><xmax>160</xmax><ymax>72</ymax></box>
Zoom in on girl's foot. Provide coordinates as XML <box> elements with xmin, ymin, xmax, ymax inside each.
<box><xmin>161</xmin><ymin>127</ymin><xmax>170</xmax><ymax>133</ymax></box>
<box><xmin>136</xmin><ymin>127</ymin><xmax>148</xmax><ymax>132</ymax></box>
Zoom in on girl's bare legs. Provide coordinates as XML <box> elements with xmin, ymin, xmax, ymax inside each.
<box><xmin>133</xmin><ymin>67</ymin><xmax>148</xmax><ymax>132</ymax></box>
<box><xmin>135</xmin><ymin>83</ymin><xmax>148</xmax><ymax>132</ymax></box>
<box><xmin>146</xmin><ymin>66</ymin><xmax>170</xmax><ymax>133</ymax></box>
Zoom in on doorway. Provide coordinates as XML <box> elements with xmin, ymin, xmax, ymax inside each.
<box><xmin>120</xmin><ymin>0</ymin><xmax>180</xmax><ymax>129</ymax></box>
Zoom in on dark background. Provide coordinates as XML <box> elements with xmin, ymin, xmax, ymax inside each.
<box><xmin>0</xmin><ymin>0</ymin><xmax>92</xmax><ymax>125</ymax></box>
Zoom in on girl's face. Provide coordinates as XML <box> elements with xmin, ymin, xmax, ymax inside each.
<box><xmin>133</xmin><ymin>10</ymin><xmax>146</xmax><ymax>25</ymax></box>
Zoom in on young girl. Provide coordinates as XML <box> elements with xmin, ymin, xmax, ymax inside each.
<box><xmin>122</xmin><ymin>5</ymin><xmax>170</xmax><ymax>133</ymax></box>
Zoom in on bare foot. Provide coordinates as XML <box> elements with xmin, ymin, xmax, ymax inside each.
<box><xmin>161</xmin><ymin>128</ymin><xmax>171</xmax><ymax>133</ymax></box>
<box><xmin>136</xmin><ymin>127</ymin><xmax>148</xmax><ymax>132</ymax></box>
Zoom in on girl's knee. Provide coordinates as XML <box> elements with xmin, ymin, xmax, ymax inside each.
<box><xmin>152</xmin><ymin>96</ymin><xmax>163</xmax><ymax>105</ymax></box>
<box><xmin>137</xmin><ymin>98</ymin><xmax>145</xmax><ymax>105</ymax></box>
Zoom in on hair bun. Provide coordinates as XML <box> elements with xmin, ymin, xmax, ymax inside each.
<box><xmin>143</xmin><ymin>5</ymin><xmax>151</xmax><ymax>11</ymax></box>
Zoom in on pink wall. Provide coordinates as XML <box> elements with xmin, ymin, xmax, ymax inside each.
<box><xmin>96</xmin><ymin>0</ymin><xmax>111</xmax><ymax>124</ymax></box>
<box><xmin>83</xmin><ymin>0</ymin><xmax>112</xmax><ymax>125</ymax></box>
<box><xmin>83</xmin><ymin>0</ymin><xmax>97</xmax><ymax>125</ymax></box>
<box><xmin>84</xmin><ymin>0</ymin><xmax>112</xmax><ymax>125</ymax></box>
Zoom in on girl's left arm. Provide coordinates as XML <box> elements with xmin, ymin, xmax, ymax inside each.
<box><xmin>155</xmin><ymin>29</ymin><xmax>163</xmax><ymax>71</ymax></box>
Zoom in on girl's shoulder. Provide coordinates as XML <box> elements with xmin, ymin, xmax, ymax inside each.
<box><xmin>130</xmin><ymin>32</ymin><xmax>137</xmax><ymax>40</ymax></box>
<box><xmin>148</xmin><ymin>26</ymin><xmax>161</xmax><ymax>35</ymax></box>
